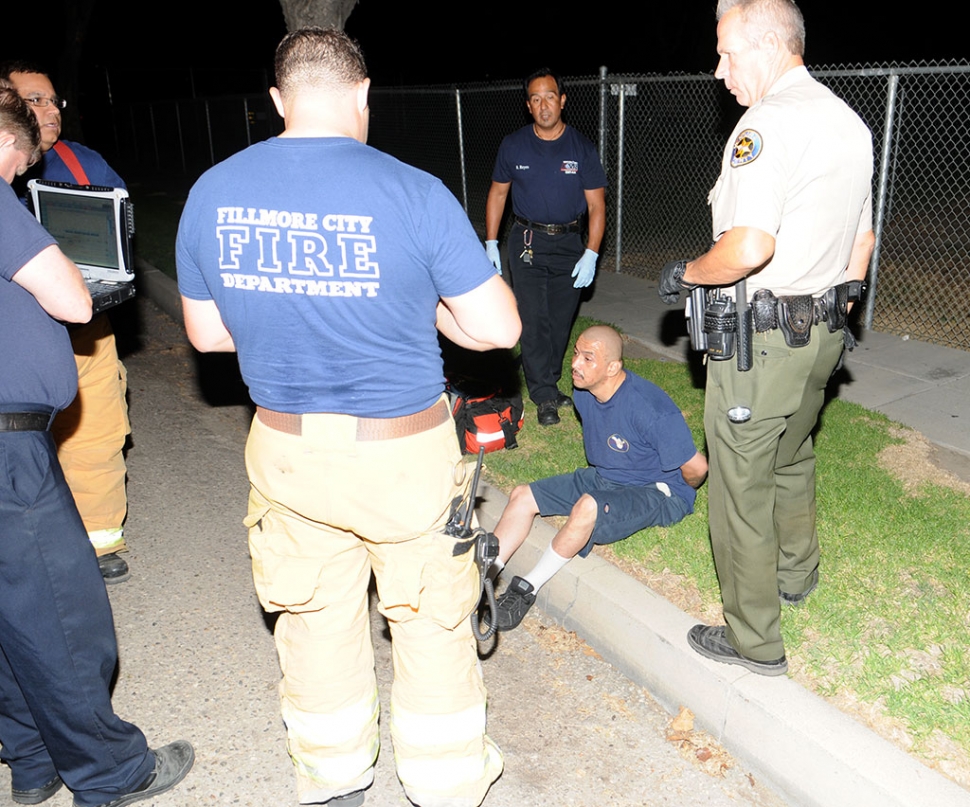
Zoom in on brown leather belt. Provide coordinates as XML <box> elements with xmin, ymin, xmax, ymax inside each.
<box><xmin>256</xmin><ymin>398</ymin><xmax>450</xmax><ymax>440</ymax></box>
<box><xmin>513</xmin><ymin>216</ymin><xmax>581</xmax><ymax>235</ymax></box>
<box><xmin>0</xmin><ymin>411</ymin><xmax>54</xmax><ymax>432</ymax></box>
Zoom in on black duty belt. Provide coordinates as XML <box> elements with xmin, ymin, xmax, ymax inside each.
<box><xmin>751</xmin><ymin>280</ymin><xmax>867</xmax><ymax>338</ymax></box>
<box><xmin>513</xmin><ymin>216</ymin><xmax>581</xmax><ymax>235</ymax></box>
<box><xmin>0</xmin><ymin>411</ymin><xmax>55</xmax><ymax>432</ymax></box>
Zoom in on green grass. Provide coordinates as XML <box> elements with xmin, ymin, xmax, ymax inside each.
<box><xmin>485</xmin><ymin>316</ymin><xmax>970</xmax><ymax>767</ymax></box>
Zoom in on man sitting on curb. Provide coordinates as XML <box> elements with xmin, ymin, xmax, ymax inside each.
<box><xmin>489</xmin><ymin>325</ymin><xmax>708</xmax><ymax>630</ymax></box>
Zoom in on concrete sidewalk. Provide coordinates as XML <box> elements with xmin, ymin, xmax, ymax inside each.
<box><xmin>139</xmin><ymin>262</ymin><xmax>970</xmax><ymax>807</ymax></box>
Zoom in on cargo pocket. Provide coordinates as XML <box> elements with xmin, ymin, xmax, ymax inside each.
<box><xmin>245</xmin><ymin>488</ymin><xmax>323</xmax><ymax>613</ymax></box>
<box><xmin>378</xmin><ymin>535</ymin><xmax>479</xmax><ymax>631</ymax></box>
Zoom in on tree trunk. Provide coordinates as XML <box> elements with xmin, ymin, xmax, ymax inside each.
<box><xmin>277</xmin><ymin>0</ymin><xmax>359</xmax><ymax>31</ymax></box>
<box><xmin>57</xmin><ymin>0</ymin><xmax>99</xmax><ymax>143</ymax></box>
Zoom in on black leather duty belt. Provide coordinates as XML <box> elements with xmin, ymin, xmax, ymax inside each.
<box><xmin>513</xmin><ymin>216</ymin><xmax>581</xmax><ymax>235</ymax></box>
<box><xmin>0</xmin><ymin>412</ymin><xmax>54</xmax><ymax>432</ymax></box>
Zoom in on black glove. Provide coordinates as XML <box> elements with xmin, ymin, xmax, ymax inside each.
<box><xmin>843</xmin><ymin>327</ymin><xmax>857</xmax><ymax>351</ymax></box>
<box><xmin>658</xmin><ymin>259</ymin><xmax>696</xmax><ymax>305</ymax></box>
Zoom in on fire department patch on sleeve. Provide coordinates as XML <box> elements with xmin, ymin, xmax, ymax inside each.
<box><xmin>730</xmin><ymin>129</ymin><xmax>762</xmax><ymax>167</ymax></box>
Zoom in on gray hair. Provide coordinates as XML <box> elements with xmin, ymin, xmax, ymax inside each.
<box><xmin>716</xmin><ymin>0</ymin><xmax>806</xmax><ymax>56</ymax></box>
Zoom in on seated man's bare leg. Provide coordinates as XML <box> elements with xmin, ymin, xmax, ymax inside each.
<box><xmin>493</xmin><ymin>484</ymin><xmax>542</xmax><ymax>565</ymax></box>
<box><xmin>491</xmin><ymin>493</ymin><xmax>599</xmax><ymax>631</ymax></box>
<box><xmin>549</xmin><ymin>493</ymin><xmax>598</xmax><ymax>560</ymax></box>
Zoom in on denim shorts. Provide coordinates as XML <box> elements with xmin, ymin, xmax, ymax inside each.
<box><xmin>530</xmin><ymin>466</ymin><xmax>692</xmax><ymax>557</ymax></box>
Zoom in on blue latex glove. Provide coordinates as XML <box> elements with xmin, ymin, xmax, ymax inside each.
<box><xmin>571</xmin><ymin>249</ymin><xmax>598</xmax><ymax>288</ymax></box>
<box><xmin>485</xmin><ymin>240</ymin><xmax>502</xmax><ymax>275</ymax></box>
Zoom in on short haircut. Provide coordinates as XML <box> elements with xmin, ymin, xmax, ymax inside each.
<box><xmin>0</xmin><ymin>84</ymin><xmax>41</xmax><ymax>157</ymax></box>
<box><xmin>0</xmin><ymin>60</ymin><xmax>51</xmax><ymax>82</ymax></box>
<box><xmin>580</xmin><ymin>325</ymin><xmax>624</xmax><ymax>364</ymax></box>
<box><xmin>274</xmin><ymin>27</ymin><xmax>367</xmax><ymax>97</ymax></box>
<box><xmin>524</xmin><ymin>68</ymin><xmax>564</xmax><ymax>99</ymax></box>
<box><xmin>715</xmin><ymin>0</ymin><xmax>805</xmax><ymax>57</ymax></box>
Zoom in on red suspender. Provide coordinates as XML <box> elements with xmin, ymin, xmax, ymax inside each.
<box><xmin>52</xmin><ymin>141</ymin><xmax>91</xmax><ymax>185</ymax></box>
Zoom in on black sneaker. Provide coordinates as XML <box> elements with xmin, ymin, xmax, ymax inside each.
<box><xmin>12</xmin><ymin>774</ymin><xmax>62</xmax><ymax>805</ymax></box>
<box><xmin>98</xmin><ymin>552</ymin><xmax>130</xmax><ymax>585</ymax></box>
<box><xmin>686</xmin><ymin>624</ymin><xmax>788</xmax><ymax>677</ymax></box>
<box><xmin>493</xmin><ymin>576</ymin><xmax>536</xmax><ymax>631</ymax></box>
<box><xmin>78</xmin><ymin>740</ymin><xmax>194</xmax><ymax>807</ymax></box>
<box><xmin>536</xmin><ymin>401</ymin><xmax>560</xmax><ymax>426</ymax></box>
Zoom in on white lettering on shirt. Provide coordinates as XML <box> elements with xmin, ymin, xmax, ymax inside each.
<box><xmin>213</xmin><ymin>207</ymin><xmax>381</xmax><ymax>295</ymax></box>
<box><xmin>220</xmin><ymin>272</ymin><xmax>380</xmax><ymax>298</ymax></box>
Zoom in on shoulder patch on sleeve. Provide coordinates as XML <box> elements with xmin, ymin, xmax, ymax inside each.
<box><xmin>730</xmin><ymin>129</ymin><xmax>762</xmax><ymax>167</ymax></box>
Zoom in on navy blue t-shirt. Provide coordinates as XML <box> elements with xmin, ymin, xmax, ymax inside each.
<box><xmin>492</xmin><ymin>125</ymin><xmax>607</xmax><ymax>225</ymax></box>
<box><xmin>0</xmin><ymin>181</ymin><xmax>78</xmax><ymax>410</ymax></box>
<box><xmin>177</xmin><ymin>137</ymin><xmax>497</xmax><ymax>417</ymax></box>
<box><xmin>574</xmin><ymin>371</ymin><xmax>698</xmax><ymax>507</ymax></box>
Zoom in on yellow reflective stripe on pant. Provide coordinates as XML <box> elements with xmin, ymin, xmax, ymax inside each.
<box><xmin>281</xmin><ymin>688</ymin><xmax>379</xmax><ymax>801</ymax></box>
<box><xmin>87</xmin><ymin>527</ymin><xmax>125</xmax><ymax>553</ymax></box>
<box><xmin>393</xmin><ymin>705</ymin><xmax>503</xmax><ymax>807</ymax></box>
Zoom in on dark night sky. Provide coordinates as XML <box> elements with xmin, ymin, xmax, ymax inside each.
<box><xmin>1</xmin><ymin>1</ymin><xmax>965</xmax><ymax>100</ymax></box>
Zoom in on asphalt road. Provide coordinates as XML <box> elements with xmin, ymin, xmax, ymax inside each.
<box><xmin>0</xmin><ymin>297</ymin><xmax>789</xmax><ymax>807</ymax></box>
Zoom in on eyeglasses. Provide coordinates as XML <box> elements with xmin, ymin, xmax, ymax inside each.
<box><xmin>24</xmin><ymin>95</ymin><xmax>67</xmax><ymax>110</ymax></box>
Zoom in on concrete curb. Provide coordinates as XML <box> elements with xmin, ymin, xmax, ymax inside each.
<box><xmin>136</xmin><ymin>264</ymin><xmax>970</xmax><ymax>807</ymax></box>
<box><xmin>136</xmin><ymin>259</ymin><xmax>182</xmax><ymax>324</ymax></box>
<box><xmin>476</xmin><ymin>482</ymin><xmax>970</xmax><ymax>807</ymax></box>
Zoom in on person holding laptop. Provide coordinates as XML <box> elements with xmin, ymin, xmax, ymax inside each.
<box><xmin>1</xmin><ymin>60</ymin><xmax>132</xmax><ymax>584</ymax></box>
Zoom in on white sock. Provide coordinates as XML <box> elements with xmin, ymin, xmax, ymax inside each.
<box><xmin>523</xmin><ymin>544</ymin><xmax>570</xmax><ymax>592</ymax></box>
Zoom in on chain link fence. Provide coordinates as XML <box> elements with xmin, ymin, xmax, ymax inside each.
<box><xmin>114</xmin><ymin>62</ymin><xmax>970</xmax><ymax>351</ymax></box>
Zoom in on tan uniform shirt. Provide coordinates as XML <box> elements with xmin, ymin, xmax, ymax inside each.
<box><xmin>709</xmin><ymin>65</ymin><xmax>873</xmax><ymax>299</ymax></box>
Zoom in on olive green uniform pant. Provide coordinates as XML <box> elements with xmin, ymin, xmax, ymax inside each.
<box><xmin>705</xmin><ymin>327</ymin><xmax>844</xmax><ymax>661</ymax></box>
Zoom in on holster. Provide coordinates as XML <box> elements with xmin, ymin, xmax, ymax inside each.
<box><xmin>748</xmin><ymin>281</ymin><xmax>865</xmax><ymax>348</ymax></box>
<box><xmin>776</xmin><ymin>294</ymin><xmax>815</xmax><ymax>348</ymax></box>
<box><xmin>820</xmin><ymin>284</ymin><xmax>849</xmax><ymax>333</ymax></box>
<box><xmin>751</xmin><ymin>288</ymin><xmax>778</xmax><ymax>332</ymax></box>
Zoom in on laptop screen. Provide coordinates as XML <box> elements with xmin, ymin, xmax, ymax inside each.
<box><xmin>27</xmin><ymin>180</ymin><xmax>134</xmax><ymax>281</ymax></box>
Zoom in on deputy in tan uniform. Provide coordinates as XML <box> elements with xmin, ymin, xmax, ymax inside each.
<box><xmin>658</xmin><ymin>0</ymin><xmax>874</xmax><ymax>675</ymax></box>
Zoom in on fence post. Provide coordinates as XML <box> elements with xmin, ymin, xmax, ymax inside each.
<box><xmin>205</xmin><ymin>100</ymin><xmax>215</xmax><ymax>167</ymax></box>
<box><xmin>148</xmin><ymin>103</ymin><xmax>160</xmax><ymax>171</ymax></box>
<box><xmin>455</xmin><ymin>87</ymin><xmax>469</xmax><ymax>214</ymax></box>
<box><xmin>866</xmin><ymin>71</ymin><xmax>899</xmax><ymax>330</ymax></box>
<box><xmin>598</xmin><ymin>66</ymin><xmax>608</xmax><ymax>167</ymax></box>
<box><xmin>175</xmin><ymin>102</ymin><xmax>186</xmax><ymax>173</ymax></box>
<box><xmin>104</xmin><ymin>67</ymin><xmax>121</xmax><ymax>162</ymax></box>
<box><xmin>128</xmin><ymin>105</ymin><xmax>139</xmax><ymax>166</ymax></box>
<box><xmin>614</xmin><ymin>81</ymin><xmax>627</xmax><ymax>274</ymax></box>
